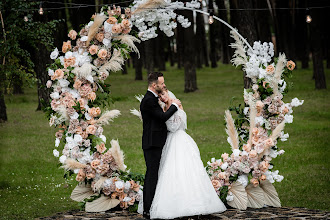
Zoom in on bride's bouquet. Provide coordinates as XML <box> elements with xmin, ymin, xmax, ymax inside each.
<box><xmin>206</xmin><ymin>31</ymin><xmax>303</xmax><ymax>210</ymax></box>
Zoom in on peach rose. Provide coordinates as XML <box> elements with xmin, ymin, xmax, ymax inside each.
<box><xmin>286</xmin><ymin>60</ymin><xmax>295</xmax><ymax>71</ymax></box>
<box><xmin>68</xmin><ymin>30</ymin><xmax>77</xmax><ymax>40</ymax></box>
<box><xmin>121</xmin><ymin>19</ymin><xmax>130</xmax><ymax>28</ymax></box>
<box><xmin>120</xmin><ymin>202</ymin><xmax>128</xmax><ymax>209</ymax></box>
<box><xmin>87</xmin><ymin>92</ymin><xmax>96</xmax><ymax>101</ymax></box>
<box><xmin>87</xmin><ymin>118</ymin><xmax>96</xmax><ymax>125</ymax></box>
<box><xmin>264</xmin><ymin>138</ymin><xmax>274</xmax><ymax>147</ymax></box>
<box><xmin>76</xmin><ymin>173</ymin><xmax>85</xmax><ymax>182</ymax></box>
<box><xmin>62</xmin><ymin>41</ymin><xmax>72</xmax><ymax>53</ymax></box>
<box><xmin>89</xmin><ymin>107</ymin><xmax>101</xmax><ymax>117</ymax></box>
<box><xmin>211</xmin><ymin>180</ymin><xmax>221</xmax><ymax>190</ymax></box>
<box><xmin>81</xmin><ymin>131</ymin><xmax>88</xmax><ymax>139</ymax></box>
<box><xmin>78</xmin><ymin>98</ymin><xmax>85</xmax><ymax>109</ymax></box>
<box><xmin>125</xmin><ymin>8</ymin><xmax>131</xmax><ymax>17</ymax></box>
<box><xmin>256</xmin><ymin>100</ymin><xmax>264</xmax><ymax>110</ymax></box>
<box><xmin>259</xmin><ymin>161</ymin><xmax>269</xmax><ymax>171</ymax></box>
<box><xmin>119</xmin><ymin>193</ymin><xmax>127</xmax><ymax>202</ymax></box>
<box><xmin>266</xmin><ymin>65</ymin><xmax>275</xmax><ymax>75</ymax></box>
<box><xmin>218</xmin><ymin>172</ymin><xmax>227</xmax><ymax>180</ymax></box>
<box><xmin>221</xmin><ymin>153</ymin><xmax>229</xmax><ymax>161</ymax></box>
<box><xmin>249</xmin><ymin>150</ymin><xmax>257</xmax><ymax>158</ymax></box>
<box><xmin>96</xmin><ymin>143</ymin><xmax>106</xmax><ymax>153</ymax></box>
<box><xmin>122</xmin><ymin>27</ymin><xmax>131</xmax><ymax>34</ymax></box>
<box><xmin>282</xmin><ymin>106</ymin><xmax>289</xmax><ymax>114</ymax></box>
<box><xmin>51</xmin><ymin>69</ymin><xmax>64</xmax><ymax>80</ymax></box>
<box><xmin>91</xmin><ymin>160</ymin><xmax>100</xmax><ymax>169</ymax></box>
<box><xmin>86</xmin><ymin>125</ymin><xmax>97</xmax><ymax>135</ymax></box>
<box><xmin>64</xmin><ymin>56</ymin><xmax>76</xmax><ymax>68</ymax></box>
<box><xmin>111</xmin><ymin>192</ymin><xmax>118</xmax><ymax>199</ymax></box>
<box><xmin>96</xmin><ymin>33</ymin><xmax>104</xmax><ymax>42</ymax></box>
<box><xmin>73</xmin><ymin>79</ymin><xmax>82</xmax><ymax>90</ymax></box>
<box><xmin>98</xmin><ymin>49</ymin><xmax>107</xmax><ymax>60</ymax></box>
<box><xmin>116</xmin><ymin>187</ymin><xmax>124</xmax><ymax>193</ymax></box>
<box><xmin>86</xmin><ymin>172</ymin><xmax>96</xmax><ymax>179</ymax></box>
<box><xmin>128</xmin><ymin>197</ymin><xmax>135</xmax><ymax>205</ymax></box>
<box><xmin>250</xmin><ymin>178</ymin><xmax>259</xmax><ymax>187</ymax></box>
<box><xmin>112</xmin><ymin>24</ymin><xmax>122</xmax><ymax>34</ymax></box>
<box><xmin>107</xmin><ymin>16</ymin><xmax>117</xmax><ymax>24</ymax></box>
<box><xmin>260</xmin><ymin>174</ymin><xmax>267</xmax><ymax>181</ymax></box>
<box><xmin>243</xmin><ymin>143</ymin><xmax>251</xmax><ymax>152</ymax></box>
<box><xmin>89</xmin><ymin>45</ymin><xmax>99</xmax><ymax>55</ymax></box>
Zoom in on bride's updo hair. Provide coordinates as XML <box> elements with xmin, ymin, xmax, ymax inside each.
<box><xmin>148</xmin><ymin>72</ymin><xmax>163</xmax><ymax>86</ymax></box>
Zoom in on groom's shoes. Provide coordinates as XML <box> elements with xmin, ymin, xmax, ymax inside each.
<box><xmin>143</xmin><ymin>212</ymin><xmax>150</xmax><ymax>219</ymax></box>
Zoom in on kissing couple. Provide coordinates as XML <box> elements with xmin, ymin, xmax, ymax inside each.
<box><xmin>138</xmin><ymin>72</ymin><xmax>226</xmax><ymax>219</ymax></box>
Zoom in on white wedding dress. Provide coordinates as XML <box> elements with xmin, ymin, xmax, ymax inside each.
<box><xmin>139</xmin><ymin>108</ymin><xmax>226</xmax><ymax>219</ymax></box>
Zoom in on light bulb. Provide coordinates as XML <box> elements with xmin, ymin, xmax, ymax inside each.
<box><xmin>208</xmin><ymin>15</ymin><xmax>214</xmax><ymax>24</ymax></box>
<box><xmin>24</xmin><ymin>16</ymin><xmax>28</xmax><ymax>22</ymax></box>
<box><xmin>39</xmin><ymin>7</ymin><xmax>44</xmax><ymax>15</ymax></box>
<box><xmin>306</xmin><ymin>15</ymin><xmax>312</xmax><ymax>23</ymax></box>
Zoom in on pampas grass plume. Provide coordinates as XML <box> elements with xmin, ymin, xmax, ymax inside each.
<box><xmin>86</xmin><ymin>14</ymin><xmax>107</xmax><ymax>47</ymax></box>
<box><xmin>96</xmin><ymin>110</ymin><xmax>121</xmax><ymax>126</ymax></box>
<box><xmin>225</xmin><ymin>110</ymin><xmax>239</xmax><ymax>151</ymax></box>
<box><xmin>108</xmin><ymin>140</ymin><xmax>126</xmax><ymax>172</ymax></box>
<box><xmin>61</xmin><ymin>158</ymin><xmax>87</xmax><ymax>170</ymax></box>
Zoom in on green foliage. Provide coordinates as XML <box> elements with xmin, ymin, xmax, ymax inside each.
<box><xmin>0</xmin><ymin>0</ymin><xmax>61</xmax><ymax>93</ymax></box>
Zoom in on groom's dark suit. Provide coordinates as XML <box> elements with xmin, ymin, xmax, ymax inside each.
<box><xmin>140</xmin><ymin>90</ymin><xmax>178</xmax><ymax>215</ymax></box>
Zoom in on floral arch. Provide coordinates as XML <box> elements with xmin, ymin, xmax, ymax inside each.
<box><xmin>45</xmin><ymin>0</ymin><xmax>303</xmax><ymax>213</ymax></box>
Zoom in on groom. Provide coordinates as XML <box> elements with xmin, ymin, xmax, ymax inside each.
<box><xmin>140</xmin><ymin>72</ymin><xmax>180</xmax><ymax>218</ymax></box>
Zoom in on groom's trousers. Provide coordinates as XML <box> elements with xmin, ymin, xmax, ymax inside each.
<box><xmin>143</xmin><ymin>147</ymin><xmax>163</xmax><ymax>214</ymax></box>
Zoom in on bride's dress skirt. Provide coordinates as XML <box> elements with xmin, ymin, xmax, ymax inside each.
<box><xmin>149</xmin><ymin>129</ymin><xmax>227</xmax><ymax>219</ymax></box>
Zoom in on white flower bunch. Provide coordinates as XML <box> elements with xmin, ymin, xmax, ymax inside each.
<box><xmin>131</xmin><ymin>0</ymin><xmax>199</xmax><ymax>41</ymax></box>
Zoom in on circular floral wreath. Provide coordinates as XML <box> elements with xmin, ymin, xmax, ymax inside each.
<box><xmin>44</xmin><ymin>0</ymin><xmax>303</xmax><ymax>213</ymax></box>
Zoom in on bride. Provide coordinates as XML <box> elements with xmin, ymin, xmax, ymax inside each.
<box><xmin>139</xmin><ymin>89</ymin><xmax>226</xmax><ymax>219</ymax></box>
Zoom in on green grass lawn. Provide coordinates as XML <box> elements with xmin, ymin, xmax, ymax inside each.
<box><xmin>0</xmin><ymin>62</ymin><xmax>329</xmax><ymax>219</ymax></box>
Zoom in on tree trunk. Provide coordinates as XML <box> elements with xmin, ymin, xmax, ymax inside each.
<box><xmin>122</xmin><ymin>63</ymin><xmax>128</xmax><ymax>74</ymax></box>
<box><xmin>181</xmin><ymin>10</ymin><xmax>198</xmax><ymax>92</ymax></box>
<box><xmin>176</xmin><ymin>22</ymin><xmax>184</xmax><ymax>69</ymax></box>
<box><xmin>12</xmin><ymin>73</ymin><xmax>24</xmax><ymax>94</ymax></box>
<box><xmin>0</xmin><ymin>88</ymin><xmax>7</xmax><ymax>123</ymax></box>
<box><xmin>231</xmin><ymin>0</ymin><xmax>258</xmax><ymax>88</ymax></box>
<box><xmin>310</xmin><ymin>2</ymin><xmax>326</xmax><ymax>89</ymax></box>
<box><xmin>134</xmin><ymin>42</ymin><xmax>143</xmax><ymax>80</ymax></box>
<box><xmin>216</xmin><ymin>0</ymin><xmax>230</xmax><ymax>64</ymax></box>
<box><xmin>155</xmin><ymin>32</ymin><xmax>166</xmax><ymax>71</ymax></box>
<box><xmin>209</xmin><ymin>0</ymin><xmax>217</xmax><ymax>68</ymax></box>
<box><xmin>144</xmin><ymin>39</ymin><xmax>155</xmax><ymax>74</ymax></box>
<box><xmin>168</xmin><ymin>37</ymin><xmax>175</xmax><ymax>67</ymax></box>
<box><xmin>33</xmin><ymin>44</ymin><xmax>52</xmax><ymax>111</ymax></box>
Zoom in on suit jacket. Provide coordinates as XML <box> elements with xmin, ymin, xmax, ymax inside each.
<box><xmin>140</xmin><ymin>90</ymin><xmax>178</xmax><ymax>150</ymax></box>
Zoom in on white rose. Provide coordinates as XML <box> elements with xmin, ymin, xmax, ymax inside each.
<box><xmin>53</xmin><ymin>149</ymin><xmax>59</xmax><ymax>157</ymax></box>
<box><xmin>221</xmin><ymin>162</ymin><xmax>228</xmax><ymax>170</ymax></box>
<box><xmin>46</xmin><ymin>80</ymin><xmax>52</xmax><ymax>88</ymax></box>
<box><xmin>80</xmin><ymin>36</ymin><xmax>88</xmax><ymax>42</ymax></box>
<box><xmin>50</xmin><ymin>48</ymin><xmax>59</xmax><ymax>60</ymax></box>
<box><xmin>59</xmin><ymin>155</ymin><xmax>67</xmax><ymax>164</ymax></box>
<box><xmin>85</xmin><ymin>112</ymin><xmax>92</xmax><ymax>120</ymax></box>
<box><xmin>50</xmin><ymin>92</ymin><xmax>60</xmax><ymax>99</ymax></box>
<box><xmin>55</xmin><ymin>138</ymin><xmax>60</xmax><ymax>147</ymax></box>
<box><xmin>48</xmin><ymin>69</ymin><xmax>54</xmax><ymax>76</ymax></box>
<box><xmin>100</xmin><ymin>135</ymin><xmax>106</xmax><ymax>143</ymax></box>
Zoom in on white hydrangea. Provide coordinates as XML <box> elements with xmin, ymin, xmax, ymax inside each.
<box><xmin>237</xmin><ymin>175</ymin><xmax>248</xmax><ymax>187</ymax></box>
<box><xmin>53</xmin><ymin>149</ymin><xmax>59</xmax><ymax>157</ymax></box>
<box><xmin>284</xmin><ymin>114</ymin><xmax>293</xmax><ymax>124</ymax></box>
<box><xmin>50</xmin><ymin>92</ymin><xmax>60</xmax><ymax>99</ymax></box>
<box><xmin>221</xmin><ymin>162</ymin><xmax>228</xmax><ymax>170</ymax></box>
<box><xmin>59</xmin><ymin>155</ymin><xmax>67</xmax><ymax>164</ymax></box>
<box><xmin>115</xmin><ymin>180</ymin><xmax>124</xmax><ymax>189</ymax></box>
<box><xmin>291</xmin><ymin>98</ymin><xmax>304</xmax><ymax>107</ymax></box>
<box><xmin>226</xmin><ymin>191</ymin><xmax>234</xmax><ymax>201</ymax></box>
<box><xmin>280</xmin><ymin>132</ymin><xmax>289</xmax><ymax>142</ymax></box>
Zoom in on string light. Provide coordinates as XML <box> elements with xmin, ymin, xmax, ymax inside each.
<box><xmin>24</xmin><ymin>16</ymin><xmax>28</xmax><ymax>22</ymax></box>
<box><xmin>305</xmin><ymin>8</ymin><xmax>312</xmax><ymax>23</ymax></box>
<box><xmin>39</xmin><ymin>2</ymin><xmax>44</xmax><ymax>15</ymax></box>
<box><xmin>208</xmin><ymin>13</ymin><xmax>214</xmax><ymax>24</ymax></box>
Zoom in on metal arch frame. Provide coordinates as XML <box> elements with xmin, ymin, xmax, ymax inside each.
<box><xmin>178</xmin><ymin>6</ymin><xmax>254</xmax><ymax>51</ymax></box>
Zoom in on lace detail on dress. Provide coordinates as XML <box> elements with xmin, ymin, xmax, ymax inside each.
<box><xmin>165</xmin><ymin>109</ymin><xmax>187</xmax><ymax>132</ymax></box>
